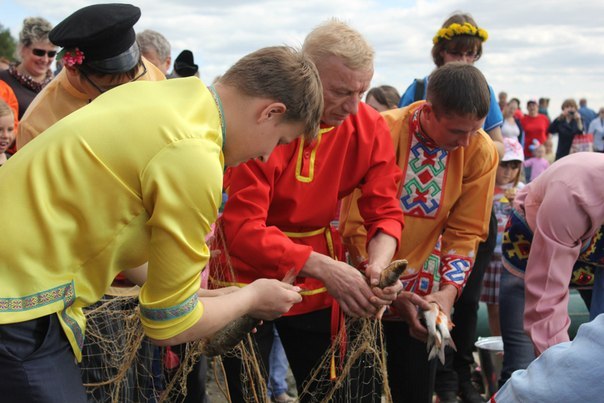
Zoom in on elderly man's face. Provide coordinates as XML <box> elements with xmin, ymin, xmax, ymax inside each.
<box><xmin>316</xmin><ymin>55</ymin><xmax>373</xmax><ymax>127</ymax></box>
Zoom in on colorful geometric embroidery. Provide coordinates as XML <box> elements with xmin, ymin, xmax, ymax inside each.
<box><xmin>0</xmin><ymin>281</ymin><xmax>75</xmax><ymax>312</ymax></box>
<box><xmin>140</xmin><ymin>293</ymin><xmax>199</xmax><ymax>322</ymax></box>
<box><xmin>579</xmin><ymin>226</ymin><xmax>604</xmax><ymax>268</ymax></box>
<box><xmin>503</xmin><ymin>210</ymin><xmax>601</xmax><ymax>288</ymax></box>
<box><xmin>400</xmin><ymin>250</ymin><xmax>441</xmax><ymax>296</ymax></box>
<box><xmin>401</xmin><ymin>133</ymin><xmax>448</xmax><ymax>218</ymax></box>
<box><xmin>417</xmin><ymin>253</ymin><xmax>441</xmax><ymax>295</ymax></box>
<box><xmin>441</xmin><ymin>255</ymin><xmax>472</xmax><ymax>286</ymax></box>
<box><xmin>502</xmin><ymin>210</ymin><xmax>532</xmax><ymax>272</ymax></box>
<box><xmin>61</xmin><ymin>307</ymin><xmax>84</xmax><ymax>352</ymax></box>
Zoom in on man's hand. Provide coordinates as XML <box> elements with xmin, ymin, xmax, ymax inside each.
<box><xmin>301</xmin><ymin>252</ymin><xmax>380</xmax><ymax>318</ymax></box>
<box><xmin>391</xmin><ymin>291</ymin><xmax>433</xmax><ymax>342</ymax></box>
<box><xmin>365</xmin><ymin>232</ymin><xmax>402</xmax><ymax>308</ymax></box>
<box><xmin>244</xmin><ymin>279</ymin><xmax>302</xmax><ymax>320</ymax></box>
<box><xmin>424</xmin><ymin>284</ymin><xmax>457</xmax><ymax>319</ymax></box>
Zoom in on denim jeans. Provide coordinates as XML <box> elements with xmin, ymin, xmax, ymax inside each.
<box><xmin>268</xmin><ymin>327</ymin><xmax>290</xmax><ymax>397</ymax></box>
<box><xmin>498</xmin><ymin>269</ymin><xmax>535</xmax><ymax>386</ymax></box>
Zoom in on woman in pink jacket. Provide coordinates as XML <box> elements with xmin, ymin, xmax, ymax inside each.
<box><xmin>498</xmin><ymin>152</ymin><xmax>604</xmax><ymax>386</ymax></box>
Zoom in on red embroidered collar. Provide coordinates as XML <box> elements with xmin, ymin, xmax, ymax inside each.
<box><xmin>409</xmin><ymin>104</ymin><xmax>440</xmax><ymax>149</ymax></box>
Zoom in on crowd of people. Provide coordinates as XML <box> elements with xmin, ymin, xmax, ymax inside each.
<box><xmin>1</xmin><ymin>3</ymin><xmax>603</xmax><ymax>403</ymax></box>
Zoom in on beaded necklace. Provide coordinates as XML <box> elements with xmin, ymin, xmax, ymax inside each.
<box><xmin>8</xmin><ymin>64</ymin><xmax>52</xmax><ymax>93</ymax></box>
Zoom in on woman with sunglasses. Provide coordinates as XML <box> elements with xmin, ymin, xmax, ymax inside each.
<box><xmin>0</xmin><ymin>17</ymin><xmax>55</xmax><ymax>122</ymax></box>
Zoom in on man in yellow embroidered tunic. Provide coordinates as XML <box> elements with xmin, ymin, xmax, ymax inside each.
<box><xmin>0</xmin><ymin>46</ymin><xmax>323</xmax><ymax>402</ymax></box>
<box><xmin>340</xmin><ymin>63</ymin><xmax>498</xmax><ymax>402</ymax></box>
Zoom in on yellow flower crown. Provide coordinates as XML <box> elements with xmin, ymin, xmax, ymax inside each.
<box><xmin>433</xmin><ymin>22</ymin><xmax>488</xmax><ymax>45</ymax></box>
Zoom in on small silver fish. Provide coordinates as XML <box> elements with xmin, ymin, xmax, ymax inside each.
<box><xmin>421</xmin><ymin>302</ymin><xmax>456</xmax><ymax>364</ymax></box>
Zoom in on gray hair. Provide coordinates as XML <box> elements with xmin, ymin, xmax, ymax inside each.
<box><xmin>302</xmin><ymin>18</ymin><xmax>374</xmax><ymax>71</ymax></box>
<box><xmin>136</xmin><ymin>29</ymin><xmax>171</xmax><ymax>62</ymax></box>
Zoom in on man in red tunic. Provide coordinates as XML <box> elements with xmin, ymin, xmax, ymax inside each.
<box><xmin>211</xmin><ymin>19</ymin><xmax>407</xmax><ymax>402</ymax></box>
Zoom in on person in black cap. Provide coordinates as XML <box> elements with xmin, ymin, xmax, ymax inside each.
<box><xmin>171</xmin><ymin>49</ymin><xmax>199</xmax><ymax>78</ymax></box>
<box><xmin>16</xmin><ymin>3</ymin><xmax>165</xmax><ymax>149</ymax></box>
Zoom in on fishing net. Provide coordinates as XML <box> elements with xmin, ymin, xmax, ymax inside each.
<box><xmin>81</xmin><ymin>293</ymin><xmax>207</xmax><ymax>402</ymax></box>
<box><xmin>79</xmin><ymin>222</ymin><xmax>393</xmax><ymax>402</ymax></box>
<box><xmin>207</xmin><ymin>223</ymin><xmax>393</xmax><ymax>403</ymax></box>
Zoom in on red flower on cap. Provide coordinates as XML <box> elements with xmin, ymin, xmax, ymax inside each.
<box><xmin>62</xmin><ymin>48</ymin><xmax>85</xmax><ymax>67</ymax></box>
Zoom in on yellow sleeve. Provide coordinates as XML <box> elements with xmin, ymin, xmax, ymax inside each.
<box><xmin>442</xmin><ymin>131</ymin><xmax>498</xmax><ymax>256</ymax></box>
<box><xmin>438</xmin><ymin>131</ymin><xmax>498</xmax><ymax>293</ymax></box>
<box><xmin>138</xmin><ymin>138</ymin><xmax>223</xmax><ymax>340</ymax></box>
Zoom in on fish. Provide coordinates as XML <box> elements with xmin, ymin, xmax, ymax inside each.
<box><xmin>378</xmin><ymin>259</ymin><xmax>407</xmax><ymax>288</ymax></box>
<box><xmin>373</xmin><ymin>259</ymin><xmax>407</xmax><ymax>320</ymax></box>
<box><xmin>203</xmin><ymin>261</ymin><xmax>409</xmax><ymax>356</ymax></box>
<box><xmin>421</xmin><ymin>302</ymin><xmax>456</xmax><ymax>364</ymax></box>
<box><xmin>202</xmin><ymin>314</ymin><xmax>260</xmax><ymax>357</ymax></box>
<box><xmin>202</xmin><ymin>268</ymin><xmax>298</xmax><ymax>357</ymax></box>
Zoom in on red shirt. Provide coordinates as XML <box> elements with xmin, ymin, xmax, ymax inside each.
<box><xmin>521</xmin><ymin>114</ymin><xmax>550</xmax><ymax>157</ymax></box>
<box><xmin>211</xmin><ymin>103</ymin><xmax>404</xmax><ymax>315</ymax></box>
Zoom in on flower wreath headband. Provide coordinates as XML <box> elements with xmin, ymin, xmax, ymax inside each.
<box><xmin>433</xmin><ymin>22</ymin><xmax>488</xmax><ymax>45</ymax></box>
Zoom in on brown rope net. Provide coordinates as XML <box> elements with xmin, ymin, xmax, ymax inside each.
<box><xmin>80</xmin><ymin>223</ymin><xmax>393</xmax><ymax>402</ymax></box>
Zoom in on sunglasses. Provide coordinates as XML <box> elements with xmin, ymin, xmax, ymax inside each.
<box><xmin>32</xmin><ymin>48</ymin><xmax>57</xmax><ymax>58</ymax></box>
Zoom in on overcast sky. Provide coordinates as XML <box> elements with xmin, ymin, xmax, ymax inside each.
<box><xmin>3</xmin><ymin>0</ymin><xmax>604</xmax><ymax>115</ymax></box>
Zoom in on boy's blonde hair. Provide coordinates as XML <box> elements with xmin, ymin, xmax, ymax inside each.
<box><xmin>219</xmin><ymin>46</ymin><xmax>323</xmax><ymax>141</ymax></box>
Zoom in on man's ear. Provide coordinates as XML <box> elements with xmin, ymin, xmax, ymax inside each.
<box><xmin>422</xmin><ymin>101</ymin><xmax>434</xmax><ymax>121</ymax></box>
<box><xmin>258</xmin><ymin>102</ymin><xmax>286</xmax><ymax>123</ymax></box>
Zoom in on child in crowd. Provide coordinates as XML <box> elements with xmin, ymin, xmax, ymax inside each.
<box><xmin>523</xmin><ymin>140</ymin><xmax>550</xmax><ymax>182</ymax></box>
<box><xmin>543</xmin><ymin>137</ymin><xmax>555</xmax><ymax>164</ymax></box>
<box><xmin>0</xmin><ymin>100</ymin><xmax>15</xmax><ymax>166</ymax></box>
<box><xmin>481</xmin><ymin>137</ymin><xmax>525</xmax><ymax>336</ymax></box>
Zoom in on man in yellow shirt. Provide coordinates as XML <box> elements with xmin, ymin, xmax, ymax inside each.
<box><xmin>12</xmin><ymin>4</ymin><xmax>170</xmax><ymax>400</ymax></box>
<box><xmin>0</xmin><ymin>44</ymin><xmax>323</xmax><ymax>402</ymax></box>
